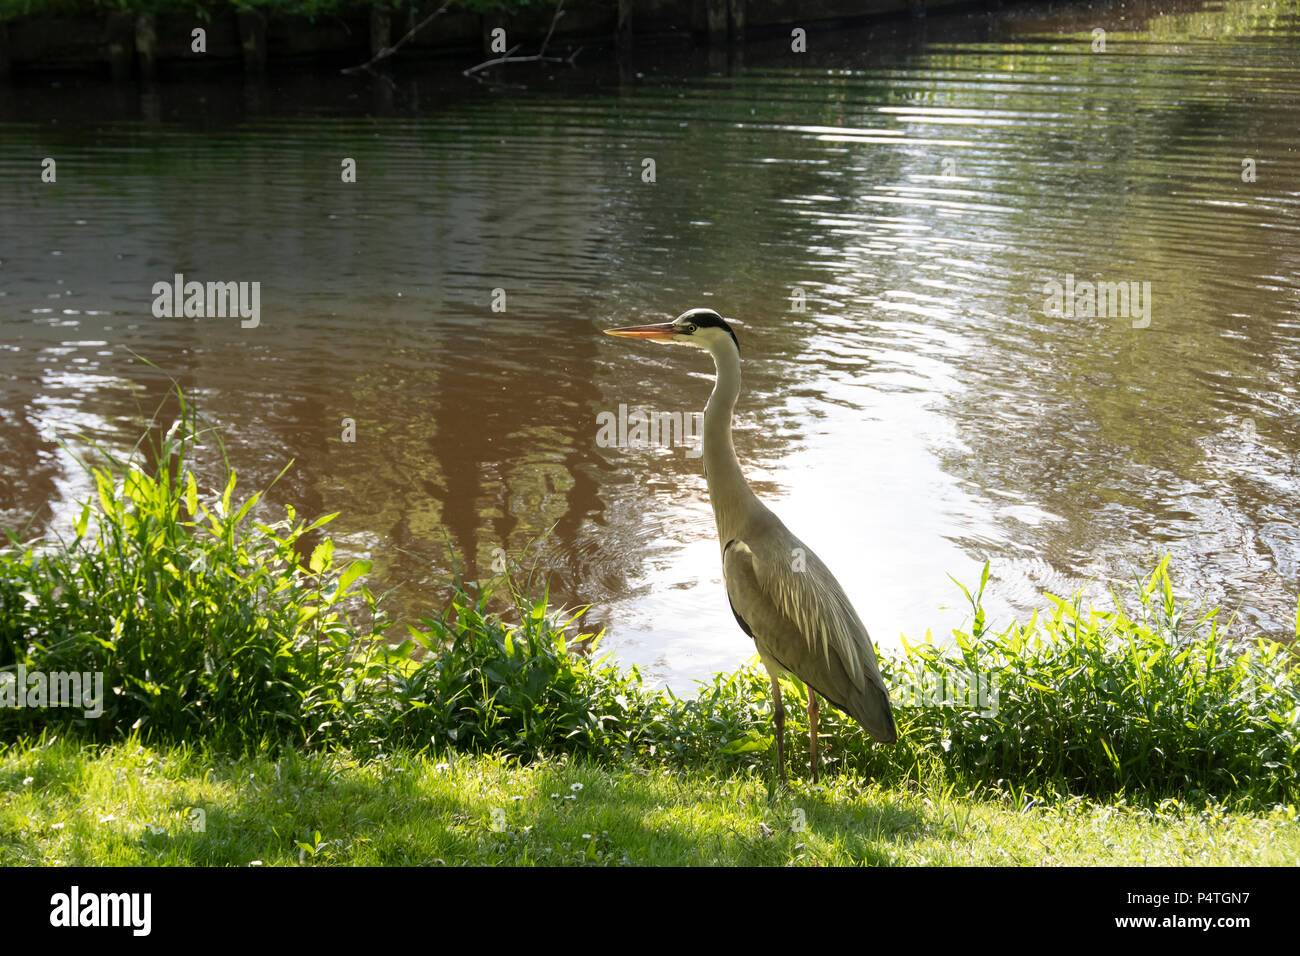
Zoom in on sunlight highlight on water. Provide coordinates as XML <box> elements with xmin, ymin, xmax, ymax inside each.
<box><xmin>1</xmin><ymin>0</ymin><xmax>1297</xmax><ymax>689</ymax></box>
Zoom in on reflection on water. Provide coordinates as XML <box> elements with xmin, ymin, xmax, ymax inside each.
<box><xmin>1</xmin><ymin>0</ymin><xmax>1297</xmax><ymax>688</ymax></box>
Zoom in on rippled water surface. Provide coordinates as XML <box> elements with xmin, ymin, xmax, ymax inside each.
<box><xmin>2</xmin><ymin>0</ymin><xmax>1298</xmax><ymax>687</ymax></box>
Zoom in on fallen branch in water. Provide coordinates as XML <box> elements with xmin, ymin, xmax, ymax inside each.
<box><xmin>342</xmin><ymin>1</ymin><xmax>452</xmax><ymax>75</ymax></box>
<box><xmin>463</xmin><ymin>0</ymin><xmax>580</xmax><ymax>76</ymax></box>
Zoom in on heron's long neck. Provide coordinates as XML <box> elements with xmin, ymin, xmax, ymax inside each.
<box><xmin>703</xmin><ymin>342</ymin><xmax>759</xmax><ymax>543</ymax></box>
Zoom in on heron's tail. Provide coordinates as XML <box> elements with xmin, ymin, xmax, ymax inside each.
<box><xmin>849</xmin><ymin>683</ymin><xmax>897</xmax><ymax>744</ymax></box>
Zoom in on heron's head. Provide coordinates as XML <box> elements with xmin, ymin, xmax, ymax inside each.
<box><xmin>604</xmin><ymin>308</ymin><xmax>740</xmax><ymax>356</ymax></box>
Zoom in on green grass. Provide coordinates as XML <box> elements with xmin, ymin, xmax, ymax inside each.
<box><xmin>1</xmin><ymin>737</ymin><xmax>1296</xmax><ymax>866</ymax></box>
<box><xmin>2</xmin><ymin>389</ymin><xmax>1297</xmax><ymax>865</ymax></box>
<box><xmin>0</xmin><ymin>389</ymin><xmax>392</xmax><ymax>752</ymax></box>
<box><xmin>2</xmin><ymin>387</ymin><xmax>1299</xmax><ymax>812</ymax></box>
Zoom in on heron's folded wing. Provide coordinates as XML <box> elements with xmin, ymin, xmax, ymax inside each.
<box><xmin>723</xmin><ymin>536</ymin><xmax>896</xmax><ymax>743</ymax></box>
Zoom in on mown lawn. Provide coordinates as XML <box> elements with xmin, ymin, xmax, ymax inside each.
<box><xmin>2</xmin><ymin>738</ymin><xmax>1296</xmax><ymax>866</ymax></box>
<box><xmin>3</xmin><ymin>396</ymin><xmax>1297</xmax><ymax>867</ymax></box>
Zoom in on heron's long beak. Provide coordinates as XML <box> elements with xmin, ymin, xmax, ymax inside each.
<box><xmin>603</xmin><ymin>322</ymin><xmax>677</xmax><ymax>341</ymax></box>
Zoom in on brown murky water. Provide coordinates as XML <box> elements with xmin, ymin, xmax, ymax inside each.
<box><xmin>1</xmin><ymin>0</ymin><xmax>1297</xmax><ymax>688</ymax></box>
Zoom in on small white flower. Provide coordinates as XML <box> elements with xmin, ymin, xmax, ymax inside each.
<box><xmin>549</xmin><ymin>793</ymin><xmax>560</xmax><ymax>799</ymax></box>
<box><xmin>564</xmin><ymin>795</ymin><xmax>576</xmax><ymax>801</ymax></box>
<box><xmin>435</xmin><ymin>763</ymin><xmax>450</xmax><ymax>773</ymax></box>
<box><xmin>51</xmin><ymin>822</ymin><xmax>65</xmax><ymax>831</ymax></box>
<box><xmin>581</xmin><ymin>834</ymin><xmax>591</xmax><ymax>839</ymax></box>
<box><xmin>570</xmin><ymin>783</ymin><xmax>584</xmax><ymax>792</ymax></box>
<box><xmin>248</xmin><ymin>860</ymin><xmax>263</xmax><ymax>867</ymax></box>
<box><xmin>99</xmin><ymin>814</ymin><xmax>115</xmax><ymax>823</ymax></box>
<box><xmin>22</xmin><ymin>777</ymin><xmax>33</xmax><ymax>786</ymax></box>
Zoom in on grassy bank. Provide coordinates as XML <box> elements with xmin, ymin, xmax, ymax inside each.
<box><xmin>3</xmin><ymin>738</ymin><xmax>1297</xmax><ymax>865</ymax></box>
<box><xmin>2</xmin><ymin>390</ymin><xmax>1299</xmax><ymax>868</ymax></box>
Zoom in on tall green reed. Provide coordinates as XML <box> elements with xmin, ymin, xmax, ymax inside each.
<box><xmin>2</xmin><ymin>390</ymin><xmax>1296</xmax><ymax>804</ymax></box>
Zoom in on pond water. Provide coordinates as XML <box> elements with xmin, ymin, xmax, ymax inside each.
<box><xmin>1</xmin><ymin>0</ymin><xmax>1297</xmax><ymax>689</ymax></box>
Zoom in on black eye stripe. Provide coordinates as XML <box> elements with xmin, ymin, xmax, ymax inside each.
<box><xmin>675</xmin><ymin>309</ymin><xmax>740</xmax><ymax>354</ymax></box>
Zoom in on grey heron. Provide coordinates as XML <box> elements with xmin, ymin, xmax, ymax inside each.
<box><xmin>605</xmin><ymin>308</ymin><xmax>897</xmax><ymax>784</ymax></box>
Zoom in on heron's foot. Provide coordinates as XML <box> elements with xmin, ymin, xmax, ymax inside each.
<box><xmin>808</xmin><ymin>691</ymin><xmax>820</xmax><ymax>785</ymax></box>
<box><xmin>768</xmin><ymin>767</ymin><xmax>790</xmax><ymax>793</ymax></box>
<box><xmin>770</xmin><ymin>675</ymin><xmax>787</xmax><ymax>791</ymax></box>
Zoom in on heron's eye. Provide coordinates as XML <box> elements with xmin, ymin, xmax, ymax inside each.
<box><xmin>680</xmin><ymin>323</ymin><xmax>696</xmax><ymax>334</ymax></box>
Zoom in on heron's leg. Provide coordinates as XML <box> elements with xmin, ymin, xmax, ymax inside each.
<box><xmin>771</xmin><ymin>677</ymin><xmax>787</xmax><ymax>785</ymax></box>
<box><xmin>808</xmin><ymin>690</ymin><xmax>820</xmax><ymax>784</ymax></box>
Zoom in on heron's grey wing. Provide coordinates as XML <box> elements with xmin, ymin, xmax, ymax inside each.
<box><xmin>723</xmin><ymin>537</ymin><xmax>896</xmax><ymax>743</ymax></box>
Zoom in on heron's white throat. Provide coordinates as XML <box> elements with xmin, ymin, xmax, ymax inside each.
<box><xmin>699</xmin><ymin>334</ymin><xmax>762</xmax><ymax>548</ymax></box>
